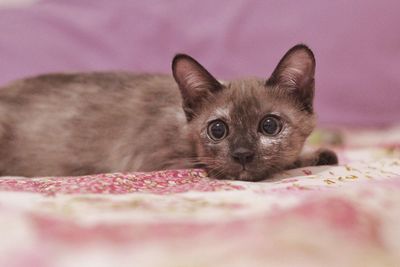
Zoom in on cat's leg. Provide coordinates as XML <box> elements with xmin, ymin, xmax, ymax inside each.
<box><xmin>292</xmin><ymin>148</ymin><xmax>338</xmax><ymax>168</ymax></box>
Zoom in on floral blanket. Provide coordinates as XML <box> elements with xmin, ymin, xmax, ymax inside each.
<box><xmin>1</xmin><ymin>127</ymin><xmax>399</xmax><ymax>267</ymax></box>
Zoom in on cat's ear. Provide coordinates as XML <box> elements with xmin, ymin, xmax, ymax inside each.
<box><xmin>266</xmin><ymin>44</ymin><xmax>316</xmax><ymax>113</ymax></box>
<box><xmin>172</xmin><ymin>54</ymin><xmax>223</xmax><ymax>121</ymax></box>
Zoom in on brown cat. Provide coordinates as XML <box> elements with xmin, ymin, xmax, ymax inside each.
<box><xmin>0</xmin><ymin>44</ymin><xmax>337</xmax><ymax>180</ymax></box>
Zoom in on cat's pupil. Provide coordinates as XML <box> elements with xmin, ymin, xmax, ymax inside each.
<box><xmin>261</xmin><ymin>116</ymin><xmax>281</xmax><ymax>135</ymax></box>
<box><xmin>208</xmin><ymin>120</ymin><xmax>227</xmax><ymax>141</ymax></box>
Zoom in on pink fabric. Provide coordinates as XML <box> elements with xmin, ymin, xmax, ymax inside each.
<box><xmin>0</xmin><ymin>147</ymin><xmax>399</xmax><ymax>266</ymax></box>
<box><xmin>0</xmin><ymin>0</ymin><xmax>399</xmax><ymax>126</ymax></box>
<box><xmin>0</xmin><ymin>127</ymin><xmax>399</xmax><ymax>266</ymax></box>
<box><xmin>0</xmin><ymin>169</ymin><xmax>243</xmax><ymax>195</ymax></box>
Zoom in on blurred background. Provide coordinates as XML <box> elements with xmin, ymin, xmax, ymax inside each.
<box><xmin>0</xmin><ymin>0</ymin><xmax>399</xmax><ymax>127</ymax></box>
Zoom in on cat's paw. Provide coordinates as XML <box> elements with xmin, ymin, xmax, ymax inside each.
<box><xmin>316</xmin><ymin>148</ymin><xmax>338</xmax><ymax>166</ymax></box>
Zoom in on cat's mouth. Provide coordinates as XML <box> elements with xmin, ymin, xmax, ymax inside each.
<box><xmin>204</xmin><ymin>163</ymin><xmax>269</xmax><ymax>181</ymax></box>
<box><xmin>218</xmin><ymin>169</ymin><xmax>267</xmax><ymax>182</ymax></box>
<box><xmin>237</xmin><ymin>170</ymin><xmax>267</xmax><ymax>182</ymax></box>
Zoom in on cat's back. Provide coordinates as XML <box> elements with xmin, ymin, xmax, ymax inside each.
<box><xmin>0</xmin><ymin>72</ymin><xmax>185</xmax><ymax>176</ymax></box>
<box><xmin>0</xmin><ymin>72</ymin><xmax>182</xmax><ymax>127</ymax></box>
<box><xmin>0</xmin><ymin>72</ymin><xmax>180</xmax><ymax>107</ymax></box>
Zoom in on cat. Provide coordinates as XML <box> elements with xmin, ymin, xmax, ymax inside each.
<box><xmin>0</xmin><ymin>44</ymin><xmax>337</xmax><ymax>181</ymax></box>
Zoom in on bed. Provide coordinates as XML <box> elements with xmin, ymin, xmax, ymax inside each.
<box><xmin>0</xmin><ymin>127</ymin><xmax>399</xmax><ymax>267</ymax></box>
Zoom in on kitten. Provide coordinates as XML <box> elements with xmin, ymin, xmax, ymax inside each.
<box><xmin>0</xmin><ymin>44</ymin><xmax>337</xmax><ymax>181</ymax></box>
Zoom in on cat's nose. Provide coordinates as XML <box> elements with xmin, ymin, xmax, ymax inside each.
<box><xmin>231</xmin><ymin>148</ymin><xmax>255</xmax><ymax>165</ymax></box>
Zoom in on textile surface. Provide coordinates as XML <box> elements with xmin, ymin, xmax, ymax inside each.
<box><xmin>0</xmin><ymin>127</ymin><xmax>399</xmax><ymax>267</ymax></box>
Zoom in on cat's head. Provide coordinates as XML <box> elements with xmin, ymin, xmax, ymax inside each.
<box><xmin>172</xmin><ymin>44</ymin><xmax>316</xmax><ymax>181</ymax></box>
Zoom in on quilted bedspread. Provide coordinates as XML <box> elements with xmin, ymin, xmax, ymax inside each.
<box><xmin>1</xmin><ymin>127</ymin><xmax>400</xmax><ymax>267</ymax></box>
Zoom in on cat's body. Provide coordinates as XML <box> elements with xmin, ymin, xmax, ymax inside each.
<box><xmin>0</xmin><ymin>45</ymin><xmax>337</xmax><ymax>180</ymax></box>
<box><xmin>0</xmin><ymin>73</ymin><xmax>193</xmax><ymax>176</ymax></box>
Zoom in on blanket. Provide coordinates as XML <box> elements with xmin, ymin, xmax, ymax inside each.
<box><xmin>0</xmin><ymin>127</ymin><xmax>399</xmax><ymax>267</ymax></box>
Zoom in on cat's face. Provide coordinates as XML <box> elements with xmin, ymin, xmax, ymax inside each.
<box><xmin>172</xmin><ymin>45</ymin><xmax>316</xmax><ymax>181</ymax></box>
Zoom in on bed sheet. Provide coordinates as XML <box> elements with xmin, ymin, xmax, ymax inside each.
<box><xmin>0</xmin><ymin>127</ymin><xmax>399</xmax><ymax>267</ymax></box>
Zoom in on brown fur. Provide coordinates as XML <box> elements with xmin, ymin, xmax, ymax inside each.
<box><xmin>0</xmin><ymin>44</ymin><xmax>337</xmax><ymax>180</ymax></box>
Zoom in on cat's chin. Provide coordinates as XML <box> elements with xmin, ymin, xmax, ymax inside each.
<box><xmin>237</xmin><ymin>171</ymin><xmax>267</xmax><ymax>182</ymax></box>
<box><xmin>216</xmin><ymin>170</ymin><xmax>267</xmax><ymax>182</ymax></box>
<box><xmin>205</xmin><ymin>164</ymin><xmax>271</xmax><ymax>181</ymax></box>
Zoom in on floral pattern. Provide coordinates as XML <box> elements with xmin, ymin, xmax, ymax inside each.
<box><xmin>0</xmin><ymin>127</ymin><xmax>400</xmax><ymax>267</ymax></box>
<box><xmin>0</xmin><ymin>169</ymin><xmax>244</xmax><ymax>195</ymax></box>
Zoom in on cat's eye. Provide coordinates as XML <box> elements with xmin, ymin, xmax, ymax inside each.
<box><xmin>260</xmin><ymin>115</ymin><xmax>282</xmax><ymax>136</ymax></box>
<box><xmin>207</xmin><ymin>120</ymin><xmax>228</xmax><ymax>141</ymax></box>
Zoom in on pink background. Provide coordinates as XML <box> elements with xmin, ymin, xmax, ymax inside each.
<box><xmin>0</xmin><ymin>0</ymin><xmax>399</xmax><ymax>126</ymax></box>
